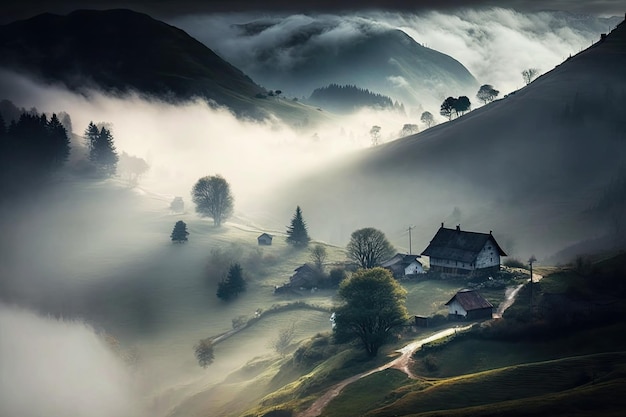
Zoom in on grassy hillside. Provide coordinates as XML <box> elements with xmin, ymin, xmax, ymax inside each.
<box><xmin>0</xmin><ymin>9</ymin><xmax>337</xmax><ymax>124</ymax></box>
<box><xmin>192</xmin><ymin>252</ymin><xmax>626</xmax><ymax>417</ymax></box>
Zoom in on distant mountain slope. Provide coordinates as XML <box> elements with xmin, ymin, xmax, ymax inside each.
<box><xmin>186</xmin><ymin>16</ymin><xmax>479</xmax><ymax>111</ymax></box>
<box><xmin>307</xmin><ymin>84</ymin><xmax>404</xmax><ymax>114</ymax></box>
<box><xmin>0</xmin><ymin>9</ymin><xmax>320</xmax><ymax>119</ymax></box>
<box><xmin>270</xmin><ymin>19</ymin><xmax>626</xmax><ymax>259</ymax></box>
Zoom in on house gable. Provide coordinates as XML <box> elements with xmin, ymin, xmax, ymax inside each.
<box><xmin>381</xmin><ymin>253</ymin><xmax>424</xmax><ymax>278</ymax></box>
<box><xmin>421</xmin><ymin>224</ymin><xmax>506</xmax><ymax>273</ymax></box>
<box><xmin>257</xmin><ymin>233</ymin><xmax>273</xmax><ymax>245</ymax></box>
<box><xmin>445</xmin><ymin>289</ymin><xmax>493</xmax><ymax>319</ymax></box>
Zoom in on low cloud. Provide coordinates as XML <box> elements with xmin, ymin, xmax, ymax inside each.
<box><xmin>387</xmin><ymin>75</ymin><xmax>409</xmax><ymax>88</ymax></box>
<box><xmin>173</xmin><ymin>9</ymin><xmax>618</xmax><ymax>101</ymax></box>
<box><xmin>0</xmin><ymin>70</ymin><xmax>419</xmax><ymax>212</ymax></box>
<box><xmin>0</xmin><ymin>303</ymin><xmax>141</xmax><ymax>417</ymax></box>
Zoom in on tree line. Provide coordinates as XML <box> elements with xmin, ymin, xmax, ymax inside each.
<box><xmin>0</xmin><ymin>102</ymin><xmax>152</xmax><ymax>197</ymax></box>
<box><xmin>308</xmin><ymin>84</ymin><xmax>405</xmax><ymax>113</ymax></box>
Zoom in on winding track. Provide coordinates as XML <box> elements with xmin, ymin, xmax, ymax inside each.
<box><xmin>297</xmin><ymin>272</ymin><xmax>542</xmax><ymax>417</ymax></box>
<box><xmin>297</xmin><ymin>325</ymin><xmax>471</xmax><ymax>417</ymax></box>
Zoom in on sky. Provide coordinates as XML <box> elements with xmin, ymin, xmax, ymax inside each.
<box><xmin>2</xmin><ymin>0</ymin><xmax>624</xmax><ymax>23</ymax></box>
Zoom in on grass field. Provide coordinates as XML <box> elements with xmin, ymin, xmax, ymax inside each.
<box><xmin>356</xmin><ymin>352</ymin><xmax>626</xmax><ymax>417</ymax></box>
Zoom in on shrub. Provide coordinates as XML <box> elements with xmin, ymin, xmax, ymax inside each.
<box><xmin>504</xmin><ymin>258</ymin><xmax>526</xmax><ymax>269</ymax></box>
<box><xmin>194</xmin><ymin>338</ymin><xmax>214</xmax><ymax>368</ymax></box>
<box><xmin>422</xmin><ymin>354</ymin><xmax>439</xmax><ymax>372</ymax></box>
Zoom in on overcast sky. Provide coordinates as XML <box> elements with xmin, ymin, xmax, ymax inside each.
<box><xmin>2</xmin><ymin>0</ymin><xmax>624</xmax><ymax>23</ymax></box>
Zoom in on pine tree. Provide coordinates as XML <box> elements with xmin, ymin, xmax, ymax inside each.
<box><xmin>85</xmin><ymin>122</ymin><xmax>118</xmax><ymax>177</ymax></box>
<box><xmin>84</xmin><ymin>122</ymin><xmax>99</xmax><ymax>153</ymax></box>
<box><xmin>216</xmin><ymin>263</ymin><xmax>246</xmax><ymax>300</ymax></box>
<box><xmin>46</xmin><ymin>113</ymin><xmax>70</xmax><ymax>168</ymax></box>
<box><xmin>96</xmin><ymin>126</ymin><xmax>118</xmax><ymax>176</ymax></box>
<box><xmin>170</xmin><ymin>220</ymin><xmax>189</xmax><ymax>243</ymax></box>
<box><xmin>286</xmin><ymin>205</ymin><xmax>310</xmax><ymax>248</ymax></box>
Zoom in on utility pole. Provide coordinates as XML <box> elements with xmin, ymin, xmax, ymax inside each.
<box><xmin>528</xmin><ymin>255</ymin><xmax>537</xmax><ymax>313</ymax></box>
<box><xmin>407</xmin><ymin>226</ymin><xmax>414</xmax><ymax>254</ymax></box>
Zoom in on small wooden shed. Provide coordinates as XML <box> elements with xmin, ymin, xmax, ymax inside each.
<box><xmin>257</xmin><ymin>233</ymin><xmax>273</xmax><ymax>245</ymax></box>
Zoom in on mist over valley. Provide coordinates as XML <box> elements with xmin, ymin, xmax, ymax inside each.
<box><xmin>1</xmin><ymin>4</ymin><xmax>625</xmax><ymax>417</ymax></box>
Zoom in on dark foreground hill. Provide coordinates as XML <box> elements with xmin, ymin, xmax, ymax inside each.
<box><xmin>0</xmin><ymin>9</ymin><xmax>326</xmax><ymax>120</ymax></box>
<box><xmin>269</xmin><ymin>19</ymin><xmax>626</xmax><ymax>260</ymax></box>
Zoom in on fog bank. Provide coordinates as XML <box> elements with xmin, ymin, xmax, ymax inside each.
<box><xmin>0</xmin><ymin>303</ymin><xmax>142</xmax><ymax>417</ymax></box>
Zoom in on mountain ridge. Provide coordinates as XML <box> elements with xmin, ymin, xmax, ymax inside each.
<box><xmin>0</xmin><ymin>9</ymin><xmax>328</xmax><ymax>121</ymax></box>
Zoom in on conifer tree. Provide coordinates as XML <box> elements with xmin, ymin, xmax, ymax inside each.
<box><xmin>170</xmin><ymin>220</ymin><xmax>189</xmax><ymax>243</ymax></box>
<box><xmin>46</xmin><ymin>113</ymin><xmax>70</xmax><ymax>168</ymax></box>
<box><xmin>85</xmin><ymin>122</ymin><xmax>118</xmax><ymax>177</ymax></box>
<box><xmin>286</xmin><ymin>205</ymin><xmax>310</xmax><ymax>248</ymax></box>
<box><xmin>216</xmin><ymin>263</ymin><xmax>246</xmax><ymax>300</ymax></box>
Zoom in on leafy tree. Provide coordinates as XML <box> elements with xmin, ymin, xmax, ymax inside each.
<box><xmin>194</xmin><ymin>338</ymin><xmax>215</xmax><ymax>368</ymax></box>
<box><xmin>216</xmin><ymin>263</ymin><xmax>247</xmax><ymax>300</ymax></box>
<box><xmin>346</xmin><ymin>227</ymin><xmax>395</xmax><ymax>269</ymax></box>
<box><xmin>420</xmin><ymin>111</ymin><xmax>435</xmax><ymax>128</ymax></box>
<box><xmin>333</xmin><ymin>267</ymin><xmax>409</xmax><ymax>356</ymax></box>
<box><xmin>454</xmin><ymin>96</ymin><xmax>471</xmax><ymax>116</ymax></box>
<box><xmin>170</xmin><ymin>196</ymin><xmax>184</xmax><ymax>213</ymax></box>
<box><xmin>400</xmin><ymin>124</ymin><xmax>419</xmax><ymax>137</ymax></box>
<box><xmin>522</xmin><ymin>68</ymin><xmax>539</xmax><ymax>85</ymax></box>
<box><xmin>192</xmin><ymin>175</ymin><xmax>234</xmax><ymax>226</ymax></box>
<box><xmin>370</xmin><ymin>125</ymin><xmax>381</xmax><ymax>146</ymax></box>
<box><xmin>476</xmin><ymin>84</ymin><xmax>499</xmax><ymax>104</ymax></box>
<box><xmin>286</xmin><ymin>206</ymin><xmax>310</xmax><ymax>248</ymax></box>
<box><xmin>310</xmin><ymin>244</ymin><xmax>328</xmax><ymax>272</ymax></box>
<box><xmin>270</xmin><ymin>322</ymin><xmax>297</xmax><ymax>357</ymax></box>
<box><xmin>170</xmin><ymin>220</ymin><xmax>189</xmax><ymax>243</ymax></box>
<box><xmin>329</xmin><ymin>268</ymin><xmax>347</xmax><ymax>287</ymax></box>
<box><xmin>440</xmin><ymin>97</ymin><xmax>457</xmax><ymax>120</ymax></box>
<box><xmin>118</xmin><ymin>152</ymin><xmax>149</xmax><ymax>186</ymax></box>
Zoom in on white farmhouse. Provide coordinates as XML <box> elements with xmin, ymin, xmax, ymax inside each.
<box><xmin>421</xmin><ymin>224</ymin><xmax>507</xmax><ymax>275</ymax></box>
<box><xmin>380</xmin><ymin>253</ymin><xmax>425</xmax><ymax>278</ymax></box>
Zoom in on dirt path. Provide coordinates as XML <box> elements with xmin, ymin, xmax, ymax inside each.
<box><xmin>296</xmin><ymin>325</ymin><xmax>471</xmax><ymax>417</ymax></box>
<box><xmin>494</xmin><ymin>271</ymin><xmax>543</xmax><ymax>318</ymax></box>
<box><xmin>297</xmin><ymin>272</ymin><xmax>545</xmax><ymax>417</ymax></box>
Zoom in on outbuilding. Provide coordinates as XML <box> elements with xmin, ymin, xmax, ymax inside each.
<box><xmin>257</xmin><ymin>233</ymin><xmax>273</xmax><ymax>245</ymax></box>
<box><xmin>445</xmin><ymin>289</ymin><xmax>493</xmax><ymax>320</ymax></box>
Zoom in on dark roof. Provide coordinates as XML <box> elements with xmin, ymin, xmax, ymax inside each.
<box><xmin>294</xmin><ymin>264</ymin><xmax>316</xmax><ymax>274</ymax></box>
<box><xmin>381</xmin><ymin>253</ymin><xmax>422</xmax><ymax>268</ymax></box>
<box><xmin>258</xmin><ymin>233</ymin><xmax>273</xmax><ymax>240</ymax></box>
<box><xmin>445</xmin><ymin>289</ymin><xmax>493</xmax><ymax>310</ymax></box>
<box><xmin>421</xmin><ymin>225</ymin><xmax>507</xmax><ymax>263</ymax></box>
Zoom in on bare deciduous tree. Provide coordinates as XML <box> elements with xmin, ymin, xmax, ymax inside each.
<box><xmin>476</xmin><ymin>84</ymin><xmax>500</xmax><ymax>104</ymax></box>
<box><xmin>420</xmin><ymin>111</ymin><xmax>435</xmax><ymax>128</ymax></box>
<box><xmin>270</xmin><ymin>322</ymin><xmax>297</xmax><ymax>357</ymax></box>
<box><xmin>522</xmin><ymin>68</ymin><xmax>539</xmax><ymax>85</ymax></box>
<box><xmin>191</xmin><ymin>175</ymin><xmax>234</xmax><ymax>227</ymax></box>
<box><xmin>310</xmin><ymin>244</ymin><xmax>328</xmax><ymax>272</ymax></box>
<box><xmin>346</xmin><ymin>227</ymin><xmax>395</xmax><ymax>269</ymax></box>
<box><xmin>400</xmin><ymin>123</ymin><xmax>419</xmax><ymax>137</ymax></box>
<box><xmin>370</xmin><ymin>125</ymin><xmax>381</xmax><ymax>146</ymax></box>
